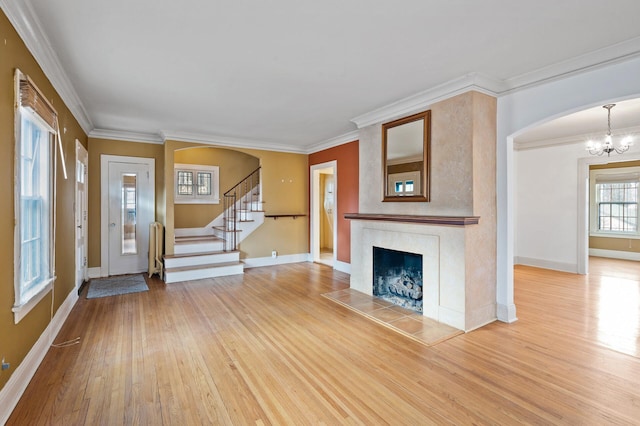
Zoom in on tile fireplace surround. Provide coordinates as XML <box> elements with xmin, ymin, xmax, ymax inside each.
<box><xmin>346</xmin><ymin>214</ymin><xmax>495</xmax><ymax>332</ymax></box>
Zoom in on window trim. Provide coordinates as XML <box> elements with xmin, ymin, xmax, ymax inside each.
<box><xmin>174</xmin><ymin>163</ymin><xmax>220</xmax><ymax>204</ymax></box>
<box><xmin>13</xmin><ymin>69</ymin><xmax>58</xmax><ymax>323</ymax></box>
<box><xmin>589</xmin><ymin>167</ymin><xmax>640</xmax><ymax>239</ymax></box>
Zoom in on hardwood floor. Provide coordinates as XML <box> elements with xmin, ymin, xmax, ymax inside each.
<box><xmin>7</xmin><ymin>259</ymin><xmax>640</xmax><ymax>425</ymax></box>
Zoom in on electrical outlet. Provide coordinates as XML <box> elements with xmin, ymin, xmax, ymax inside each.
<box><xmin>272</xmin><ymin>250</ymin><xmax>277</xmax><ymax>258</ymax></box>
<box><xmin>1</xmin><ymin>358</ymin><xmax>9</xmax><ymax>371</ymax></box>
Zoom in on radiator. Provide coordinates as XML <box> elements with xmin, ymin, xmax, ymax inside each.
<box><xmin>149</xmin><ymin>222</ymin><xmax>164</xmax><ymax>278</ymax></box>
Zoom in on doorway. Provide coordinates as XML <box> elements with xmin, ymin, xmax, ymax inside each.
<box><xmin>75</xmin><ymin>140</ymin><xmax>88</xmax><ymax>291</ymax></box>
<box><xmin>100</xmin><ymin>155</ymin><xmax>155</xmax><ymax>276</ymax></box>
<box><xmin>311</xmin><ymin>161</ymin><xmax>337</xmax><ymax>267</ymax></box>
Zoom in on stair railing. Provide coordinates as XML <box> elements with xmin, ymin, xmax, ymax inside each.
<box><xmin>222</xmin><ymin>166</ymin><xmax>261</xmax><ymax>251</ymax></box>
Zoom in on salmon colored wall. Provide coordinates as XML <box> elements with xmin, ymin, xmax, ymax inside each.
<box><xmin>309</xmin><ymin>141</ymin><xmax>359</xmax><ymax>264</ymax></box>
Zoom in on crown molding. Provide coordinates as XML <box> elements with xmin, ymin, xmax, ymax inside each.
<box><xmin>503</xmin><ymin>36</ymin><xmax>640</xmax><ymax>93</ymax></box>
<box><xmin>0</xmin><ymin>0</ymin><xmax>93</xmax><ymax>134</ymax></box>
<box><xmin>160</xmin><ymin>131</ymin><xmax>307</xmax><ymax>154</ymax></box>
<box><xmin>514</xmin><ymin>125</ymin><xmax>640</xmax><ymax>151</ymax></box>
<box><xmin>305</xmin><ymin>130</ymin><xmax>359</xmax><ymax>154</ymax></box>
<box><xmin>89</xmin><ymin>128</ymin><xmax>163</xmax><ymax>144</ymax></box>
<box><xmin>350</xmin><ymin>73</ymin><xmax>503</xmax><ymax>129</ymax></box>
<box><xmin>349</xmin><ymin>38</ymin><xmax>640</xmax><ymax>131</ymax></box>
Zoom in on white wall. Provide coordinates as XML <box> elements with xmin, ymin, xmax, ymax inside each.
<box><xmin>497</xmin><ymin>55</ymin><xmax>640</xmax><ymax>323</ymax></box>
<box><xmin>515</xmin><ymin>143</ymin><xmax>586</xmax><ymax>272</ymax></box>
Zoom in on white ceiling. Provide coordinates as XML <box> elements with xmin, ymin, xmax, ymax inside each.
<box><xmin>6</xmin><ymin>0</ymin><xmax>640</xmax><ymax>152</ymax></box>
<box><xmin>515</xmin><ymin>98</ymin><xmax>640</xmax><ymax>149</ymax></box>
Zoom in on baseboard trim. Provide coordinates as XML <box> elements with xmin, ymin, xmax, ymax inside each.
<box><xmin>334</xmin><ymin>260</ymin><xmax>351</xmax><ymax>274</ymax></box>
<box><xmin>589</xmin><ymin>248</ymin><xmax>640</xmax><ymax>261</ymax></box>
<box><xmin>0</xmin><ymin>288</ymin><xmax>78</xmax><ymax>424</ymax></box>
<box><xmin>497</xmin><ymin>303</ymin><xmax>518</xmax><ymax>323</ymax></box>
<box><xmin>243</xmin><ymin>253</ymin><xmax>310</xmax><ymax>268</ymax></box>
<box><xmin>87</xmin><ymin>267</ymin><xmax>101</xmax><ymax>279</ymax></box>
<box><xmin>514</xmin><ymin>256</ymin><xmax>577</xmax><ymax>273</ymax></box>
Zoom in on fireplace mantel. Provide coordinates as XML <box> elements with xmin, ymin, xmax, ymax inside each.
<box><xmin>344</xmin><ymin>213</ymin><xmax>480</xmax><ymax>227</ymax></box>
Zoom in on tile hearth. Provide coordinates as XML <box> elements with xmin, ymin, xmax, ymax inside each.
<box><xmin>322</xmin><ymin>288</ymin><xmax>462</xmax><ymax>346</ymax></box>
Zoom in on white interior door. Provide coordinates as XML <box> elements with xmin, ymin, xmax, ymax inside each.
<box><xmin>75</xmin><ymin>140</ymin><xmax>88</xmax><ymax>290</ymax></box>
<box><xmin>101</xmin><ymin>156</ymin><xmax>155</xmax><ymax>276</ymax></box>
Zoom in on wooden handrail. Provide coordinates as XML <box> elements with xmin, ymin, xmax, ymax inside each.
<box><xmin>264</xmin><ymin>214</ymin><xmax>306</xmax><ymax>219</ymax></box>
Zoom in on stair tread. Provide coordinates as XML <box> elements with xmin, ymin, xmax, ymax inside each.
<box><xmin>164</xmin><ymin>250</ymin><xmax>239</xmax><ymax>259</ymax></box>
<box><xmin>165</xmin><ymin>261</ymin><xmax>243</xmax><ymax>273</ymax></box>
<box><xmin>212</xmin><ymin>226</ymin><xmax>243</xmax><ymax>233</ymax></box>
<box><xmin>175</xmin><ymin>235</ymin><xmax>224</xmax><ymax>244</ymax></box>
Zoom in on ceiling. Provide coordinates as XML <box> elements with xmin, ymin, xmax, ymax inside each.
<box><xmin>5</xmin><ymin>0</ymin><xmax>640</xmax><ymax>152</ymax></box>
<box><xmin>515</xmin><ymin>98</ymin><xmax>640</xmax><ymax>149</ymax></box>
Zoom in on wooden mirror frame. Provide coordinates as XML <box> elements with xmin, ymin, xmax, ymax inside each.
<box><xmin>382</xmin><ymin>110</ymin><xmax>431</xmax><ymax>202</ymax></box>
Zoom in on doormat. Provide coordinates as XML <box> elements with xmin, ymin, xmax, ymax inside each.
<box><xmin>87</xmin><ymin>274</ymin><xmax>149</xmax><ymax>299</ymax></box>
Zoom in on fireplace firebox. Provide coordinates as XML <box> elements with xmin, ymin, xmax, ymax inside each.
<box><xmin>373</xmin><ymin>247</ymin><xmax>423</xmax><ymax>313</ymax></box>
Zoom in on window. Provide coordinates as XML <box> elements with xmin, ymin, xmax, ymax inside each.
<box><xmin>389</xmin><ymin>171</ymin><xmax>420</xmax><ymax>196</ymax></box>
<box><xmin>13</xmin><ymin>69</ymin><xmax>57</xmax><ymax>322</ymax></box>
<box><xmin>174</xmin><ymin>163</ymin><xmax>219</xmax><ymax>204</ymax></box>
<box><xmin>590</xmin><ymin>168</ymin><xmax>640</xmax><ymax>238</ymax></box>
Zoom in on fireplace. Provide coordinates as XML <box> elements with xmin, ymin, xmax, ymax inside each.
<box><xmin>373</xmin><ymin>247</ymin><xmax>423</xmax><ymax>313</ymax></box>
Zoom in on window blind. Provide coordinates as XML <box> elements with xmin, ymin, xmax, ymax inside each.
<box><xmin>17</xmin><ymin>70</ymin><xmax>57</xmax><ymax>132</ymax></box>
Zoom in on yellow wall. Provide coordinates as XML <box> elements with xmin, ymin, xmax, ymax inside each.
<box><xmin>0</xmin><ymin>10</ymin><xmax>88</xmax><ymax>390</ymax></box>
<box><xmin>236</xmin><ymin>148</ymin><xmax>309</xmax><ymax>259</ymax></box>
<box><xmin>164</xmin><ymin>141</ymin><xmax>308</xmax><ymax>258</ymax></box>
<box><xmin>174</xmin><ymin>147</ymin><xmax>260</xmax><ymax>228</ymax></box>
<box><xmin>86</xmin><ymin>138</ymin><xmax>165</xmax><ymax>268</ymax></box>
<box><xmin>319</xmin><ymin>174</ymin><xmax>334</xmax><ymax>250</ymax></box>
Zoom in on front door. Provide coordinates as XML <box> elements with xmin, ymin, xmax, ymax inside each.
<box><xmin>101</xmin><ymin>156</ymin><xmax>155</xmax><ymax>276</ymax></box>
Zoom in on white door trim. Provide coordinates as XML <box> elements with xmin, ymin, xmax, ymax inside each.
<box><xmin>100</xmin><ymin>155</ymin><xmax>155</xmax><ymax>277</ymax></box>
<box><xmin>75</xmin><ymin>140</ymin><xmax>88</xmax><ymax>291</ymax></box>
<box><xmin>576</xmin><ymin>153</ymin><xmax>640</xmax><ymax>275</ymax></box>
<box><xmin>310</xmin><ymin>161</ymin><xmax>338</xmax><ymax>266</ymax></box>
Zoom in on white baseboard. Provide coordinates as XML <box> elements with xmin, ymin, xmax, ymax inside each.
<box><xmin>0</xmin><ymin>288</ymin><xmax>78</xmax><ymax>424</ymax></box>
<box><xmin>243</xmin><ymin>253</ymin><xmax>310</xmax><ymax>268</ymax></box>
<box><xmin>87</xmin><ymin>267</ymin><xmax>102</xmax><ymax>279</ymax></box>
<box><xmin>589</xmin><ymin>248</ymin><xmax>640</xmax><ymax>261</ymax></box>
<box><xmin>334</xmin><ymin>260</ymin><xmax>351</xmax><ymax>274</ymax></box>
<box><xmin>497</xmin><ymin>303</ymin><xmax>518</xmax><ymax>324</ymax></box>
<box><xmin>514</xmin><ymin>256</ymin><xmax>577</xmax><ymax>273</ymax></box>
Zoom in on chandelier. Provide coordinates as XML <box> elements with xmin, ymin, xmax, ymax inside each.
<box><xmin>586</xmin><ymin>104</ymin><xmax>633</xmax><ymax>156</ymax></box>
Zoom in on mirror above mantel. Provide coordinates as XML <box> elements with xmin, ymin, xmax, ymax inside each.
<box><xmin>382</xmin><ymin>110</ymin><xmax>431</xmax><ymax>202</ymax></box>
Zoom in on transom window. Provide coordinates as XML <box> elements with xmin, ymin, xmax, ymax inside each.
<box><xmin>590</xmin><ymin>168</ymin><xmax>640</xmax><ymax>237</ymax></box>
<box><xmin>174</xmin><ymin>163</ymin><xmax>219</xmax><ymax>204</ymax></box>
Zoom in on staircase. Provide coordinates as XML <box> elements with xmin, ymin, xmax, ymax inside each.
<box><xmin>163</xmin><ymin>167</ymin><xmax>263</xmax><ymax>283</ymax></box>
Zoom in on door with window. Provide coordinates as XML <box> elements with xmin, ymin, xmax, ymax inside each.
<box><xmin>101</xmin><ymin>156</ymin><xmax>155</xmax><ymax>276</ymax></box>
